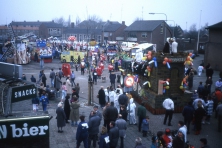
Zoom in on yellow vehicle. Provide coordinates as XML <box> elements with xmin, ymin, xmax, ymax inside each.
<box><xmin>60</xmin><ymin>51</ymin><xmax>86</xmax><ymax>63</ymax></box>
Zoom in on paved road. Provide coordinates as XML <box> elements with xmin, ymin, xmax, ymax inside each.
<box><xmin>12</xmin><ymin>54</ymin><xmax>222</xmax><ymax>148</ymax></box>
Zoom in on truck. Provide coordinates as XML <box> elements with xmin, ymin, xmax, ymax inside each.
<box><xmin>60</xmin><ymin>51</ymin><xmax>86</xmax><ymax>63</ymax></box>
<box><xmin>121</xmin><ymin>42</ymin><xmax>137</xmax><ymax>52</ymax></box>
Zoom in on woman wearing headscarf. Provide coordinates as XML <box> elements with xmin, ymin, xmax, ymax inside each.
<box><xmin>64</xmin><ymin>95</ymin><xmax>71</xmax><ymax>123</ymax></box>
<box><xmin>56</xmin><ymin>102</ymin><xmax>66</xmax><ymax>133</ymax></box>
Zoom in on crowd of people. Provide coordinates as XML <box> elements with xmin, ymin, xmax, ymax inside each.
<box><xmin>24</xmin><ymin>47</ymin><xmax>222</xmax><ymax>148</ymax></box>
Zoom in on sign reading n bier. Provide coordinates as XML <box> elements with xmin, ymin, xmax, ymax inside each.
<box><xmin>0</xmin><ymin>116</ymin><xmax>49</xmax><ymax>140</ymax></box>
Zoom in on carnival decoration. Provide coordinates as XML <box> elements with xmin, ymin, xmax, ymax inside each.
<box><xmin>160</xmin><ymin>78</ymin><xmax>170</xmax><ymax>93</ymax></box>
<box><xmin>124</xmin><ymin>76</ymin><xmax>135</xmax><ymax>87</ymax></box>
<box><xmin>163</xmin><ymin>57</ymin><xmax>171</xmax><ymax>69</ymax></box>
<box><xmin>147</xmin><ymin>66</ymin><xmax>151</xmax><ymax>76</ymax></box>
<box><xmin>184</xmin><ymin>53</ymin><xmax>193</xmax><ymax>66</ymax></box>
<box><xmin>68</xmin><ymin>36</ymin><xmax>76</xmax><ymax>41</ymax></box>
<box><xmin>180</xmin><ymin>76</ymin><xmax>188</xmax><ymax>91</ymax></box>
<box><xmin>143</xmin><ymin>81</ymin><xmax>151</xmax><ymax>88</ymax></box>
<box><xmin>152</xmin><ymin>57</ymin><xmax>157</xmax><ymax>67</ymax></box>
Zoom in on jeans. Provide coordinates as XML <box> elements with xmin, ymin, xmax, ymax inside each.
<box><xmin>62</xmin><ymin>90</ymin><xmax>66</xmax><ymax>100</ymax></box>
<box><xmin>71</xmin><ymin>78</ymin><xmax>76</xmax><ymax>87</ymax></box>
<box><xmin>50</xmin><ymin>78</ymin><xmax>54</xmax><ymax>87</ymax></box>
<box><xmin>120</xmin><ymin>137</ymin><xmax>124</xmax><ymax>148</ymax></box>
<box><xmin>40</xmin><ymin>59</ymin><xmax>44</xmax><ymax>69</ymax></box>
<box><xmin>42</xmin><ymin>104</ymin><xmax>47</xmax><ymax>111</ymax></box>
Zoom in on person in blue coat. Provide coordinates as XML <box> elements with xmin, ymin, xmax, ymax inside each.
<box><xmin>76</xmin><ymin>115</ymin><xmax>88</xmax><ymax>148</ymax></box>
<box><xmin>39</xmin><ymin>91</ymin><xmax>49</xmax><ymax>111</ymax></box>
<box><xmin>142</xmin><ymin>116</ymin><xmax>149</xmax><ymax>137</ymax></box>
<box><xmin>98</xmin><ymin>126</ymin><xmax>109</xmax><ymax>148</ymax></box>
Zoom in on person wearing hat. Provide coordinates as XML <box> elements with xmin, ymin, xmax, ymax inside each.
<box><xmin>76</xmin><ymin>115</ymin><xmax>88</xmax><ymax>148</ymax></box>
<box><xmin>200</xmin><ymin>138</ymin><xmax>210</xmax><ymax>148</ymax></box>
<box><xmin>151</xmin><ymin>136</ymin><xmax>158</xmax><ymax>148</ymax></box>
<box><xmin>162</xmin><ymin>128</ymin><xmax>173</xmax><ymax>148</ymax></box>
<box><xmin>89</xmin><ymin>105</ymin><xmax>102</xmax><ymax>120</ymax></box>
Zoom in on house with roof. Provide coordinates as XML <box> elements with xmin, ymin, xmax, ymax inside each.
<box><xmin>39</xmin><ymin>22</ymin><xmax>63</xmax><ymax>39</ymax></box>
<box><xmin>103</xmin><ymin>21</ymin><xmax>127</xmax><ymax>44</ymax></box>
<box><xmin>204</xmin><ymin>21</ymin><xmax>222</xmax><ymax>71</ymax></box>
<box><xmin>124</xmin><ymin>20</ymin><xmax>172</xmax><ymax>51</ymax></box>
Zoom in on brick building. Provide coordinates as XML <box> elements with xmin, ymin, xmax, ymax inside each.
<box><xmin>204</xmin><ymin>21</ymin><xmax>222</xmax><ymax>71</ymax></box>
<box><xmin>39</xmin><ymin>22</ymin><xmax>63</xmax><ymax>39</ymax></box>
<box><xmin>124</xmin><ymin>20</ymin><xmax>172</xmax><ymax>51</ymax></box>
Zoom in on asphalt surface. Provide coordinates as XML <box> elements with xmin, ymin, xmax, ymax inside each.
<box><xmin>11</xmin><ymin>53</ymin><xmax>222</xmax><ymax>148</ymax></box>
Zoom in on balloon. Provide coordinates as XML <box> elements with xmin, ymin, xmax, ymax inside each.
<box><xmin>163</xmin><ymin>61</ymin><xmax>167</xmax><ymax>65</ymax></box>
<box><xmin>148</xmin><ymin>55</ymin><xmax>152</xmax><ymax>60</ymax></box>
<box><xmin>166</xmin><ymin>78</ymin><xmax>170</xmax><ymax>82</ymax></box>
<box><xmin>186</xmin><ymin>61</ymin><xmax>191</xmax><ymax>65</ymax></box>
<box><xmin>148</xmin><ymin>68</ymin><xmax>151</xmax><ymax>72</ymax></box>
<box><xmin>165</xmin><ymin>86</ymin><xmax>170</xmax><ymax>89</ymax></box>
<box><xmin>168</xmin><ymin>59</ymin><xmax>172</xmax><ymax>63</ymax></box>
<box><xmin>187</xmin><ymin>57</ymin><xmax>190</xmax><ymax>61</ymax></box>
<box><xmin>167</xmin><ymin>62</ymin><xmax>171</xmax><ymax>69</ymax></box>
<box><xmin>153</xmin><ymin>57</ymin><xmax>157</xmax><ymax>67</ymax></box>
<box><xmin>180</xmin><ymin>86</ymin><xmax>184</xmax><ymax>89</ymax></box>
<box><xmin>148</xmin><ymin>51</ymin><xmax>152</xmax><ymax>55</ymax></box>
<box><xmin>183</xmin><ymin>79</ymin><xmax>186</xmax><ymax>83</ymax></box>
<box><xmin>164</xmin><ymin>57</ymin><xmax>168</xmax><ymax>62</ymax></box>
<box><xmin>189</xmin><ymin>53</ymin><xmax>192</xmax><ymax>56</ymax></box>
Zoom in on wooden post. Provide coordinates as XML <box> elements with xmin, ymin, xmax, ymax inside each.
<box><xmin>88</xmin><ymin>82</ymin><xmax>91</xmax><ymax>105</ymax></box>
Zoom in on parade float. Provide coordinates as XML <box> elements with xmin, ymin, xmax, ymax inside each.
<box><xmin>119</xmin><ymin>39</ymin><xmax>193</xmax><ymax>115</ymax></box>
<box><xmin>37</xmin><ymin>39</ymin><xmax>53</xmax><ymax>63</ymax></box>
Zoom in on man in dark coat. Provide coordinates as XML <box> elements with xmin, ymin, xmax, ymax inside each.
<box><xmin>182</xmin><ymin>101</ymin><xmax>195</xmax><ymax>134</ymax></box>
<box><xmin>76</xmin><ymin>115</ymin><xmax>88</xmax><ymax>148</ymax></box>
<box><xmin>104</xmin><ymin>102</ymin><xmax>118</xmax><ymax>132</ymax></box>
<box><xmin>109</xmin><ymin>121</ymin><xmax>119</xmax><ymax>148</ymax></box>
<box><xmin>172</xmin><ymin>131</ymin><xmax>185</xmax><ymax>148</ymax></box>
<box><xmin>56</xmin><ymin>102</ymin><xmax>66</xmax><ymax>133</ymax></box>
<box><xmin>162</xmin><ymin>40</ymin><xmax>170</xmax><ymax>53</ymax></box>
<box><xmin>206</xmin><ymin>66</ymin><xmax>214</xmax><ymax>78</ymax></box>
<box><xmin>197</xmin><ymin>81</ymin><xmax>204</xmax><ymax>97</ymax></box>
<box><xmin>42</xmin><ymin>73</ymin><xmax>47</xmax><ymax>87</ymax></box>
<box><xmin>194</xmin><ymin>103</ymin><xmax>206</xmax><ymax>135</ymax></box>
<box><xmin>137</xmin><ymin>102</ymin><xmax>147</xmax><ymax>132</ymax></box>
<box><xmin>88</xmin><ymin>111</ymin><xmax>101</xmax><ymax>148</ymax></box>
<box><xmin>118</xmin><ymin>92</ymin><xmax>128</xmax><ymax>108</ymax></box>
<box><xmin>110</xmin><ymin>71</ymin><xmax>116</xmax><ymax>89</ymax></box>
<box><xmin>98</xmin><ymin>86</ymin><xmax>106</xmax><ymax>108</ymax></box>
<box><xmin>115</xmin><ymin>114</ymin><xmax>127</xmax><ymax>148</ymax></box>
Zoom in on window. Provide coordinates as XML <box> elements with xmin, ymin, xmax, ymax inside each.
<box><xmin>141</xmin><ymin>32</ymin><xmax>147</xmax><ymax>38</ymax></box>
<box><xmin>128</xmin><ymin>32</ymin><xmax>137</xmax><ymax>38</ymax></box>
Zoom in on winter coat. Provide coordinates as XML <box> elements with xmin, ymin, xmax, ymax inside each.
<box><xmin>182</xmin><ymin>105</ymin><xmax>195</xmax><ymax>120</ymax></box>
<box><xmin>54</xmin><ymin>76</ymin><xmax>62</xmax><ymax>90</ymax></box>
<box><xmin>64</xmin><ymin>97</ymin><xmax>71</xmax><ymax>120</ymax></box>
<box><xmin>137</xmin><ymin>105</ymin><xmax>146</xmax><ymax>118</ymax></box>
<box><xmin>118</xmin><ymin>94</ymin><xmax>128</xmax><ymax>106</ymax></box>
<box><xmin>88</xmin><ymin>115</ymin><xmax>101</xmax><ymax>135</ymax></box>
<box><xmin>128</xmin><ymin>98</ymin><xmax>136</xmax><ymax>116</ymax></box>
<box><xmin>69</xmin><ymin>102</ymin><xmax>80</xmax><ymax>121</ymax></box>
<box><xmin>98</xmin><ymin>89</ymin><xmax>106</xmax><ymax>106</ymax></box>
<box><xmin>110</xmin><ymin>73</ymin><xmax>116</xmax><ymax>83</ymax></box>
<box><xmin>142</xmin><ymin>119</ymin><xmax>149</xmax><ymax>132</ymax></box>
<box><xmin>194</xmin><ymin>107</ymin><xmax>206</xmax><ymax>121</ymax></box>
<box><xmin>76</xmin><ymin>121</ymin><xmax>88</xmax><ymax>140</ymax></box>
<box><xmin>205</xmin><ymin>100</ymin><xmax>214</xmax><ymax>116</ymax></box>
<box><xmin>109</xmin><ymin>127</ymin><xmax>119</xmax><ymax>147</ymax></box>
<box><xmin>32</xmin><ymin>97</ymin><xmax>39</xmax><ymax>104</ymax></box>
<box><xmin>104</xmin><ymin>105</ymin><xmax>118</xmax><ymax>121</ymax></box>
<box><xmin>115</xmin><ymin>118</ymin><xmax>127</xmax><ymax>137</ymax></box>
<box><xmin>66</xmin><ymin>79</ymin><xmax>72</xmax><ymax>94</ymax></box>
<box><xmin>119</xmin><ymin>109</ymin><xmax>128</xmax><ymax>121</ymax></box>
<box><xmin>99</xmin><ymin>133</ymin><xmax>109</xmax><ymax>148</ymax></box>
<box><xmin>172</xmin><ymin>136</ymin><xmax>185</xmax><ymax>148</ymax></box>
<box><xmin>56</xmin><ymin>107</ymin><xmax>66</xmax><ymax>127</ymax></box>
<box><xmin>39</xmin><ymin>95</ymin><xmax>49</xmax><ymax>105</ymax></box>
<box><xmin>109</xmin><ymin>91</ymin><xmax>116</xmax><ymax>103</ymax></box>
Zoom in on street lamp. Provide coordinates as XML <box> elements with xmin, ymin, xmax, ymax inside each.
<box><xmin>149</xmin><ymin>13</ymin><xmax>167</xmax><ymax>45</ymax></box>
<box><xmin>166</xmin><ymin>20</ymin><xmax>175</xmax><ymax>37</ymax></box>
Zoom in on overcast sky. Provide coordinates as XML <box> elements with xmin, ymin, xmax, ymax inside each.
<box><xmin>0</xmin><ymin>0</ymin><xmax>221</xmax><ymax>30</ymax></box>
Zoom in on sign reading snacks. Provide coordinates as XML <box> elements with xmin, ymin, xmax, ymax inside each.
<box><xmin>11</xmin><ymin>84</ymin><xmax>37</xmax><ymax>103</ymax></box>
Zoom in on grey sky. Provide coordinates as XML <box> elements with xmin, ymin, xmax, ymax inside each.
<box><xmin>0</xmin><ymin>0</ymin><xmax>221</xmax><ymax>30</ymax></box>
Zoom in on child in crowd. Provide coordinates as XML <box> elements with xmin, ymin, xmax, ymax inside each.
<box><xmin>61</xmin><ymin>82</ymin><xmax>67</xmax><ymax>102</ymax></box>
<box><xmin>142</xmin><ymin>116</ymin><xmax>149</xmax><ymax>137</ymax></box>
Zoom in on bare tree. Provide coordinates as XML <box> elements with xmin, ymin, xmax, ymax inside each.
<box><xmin>134</xmin><ymin>17</ymin><xmax>143</xmax><ymax>21</ymax></box>
<box><xmin>75</xmin><ymin>16</ymin><xmax>81</xmax><ymax>27</ymax></box>
<box><xmin>53</xmin><ymin>16</ymin><xmax>68</xmax><ymax>27</ymax></box>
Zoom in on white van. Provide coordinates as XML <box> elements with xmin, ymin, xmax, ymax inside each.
<box><xmin>121</xmin><ymin>42</ymin><xmax>137</xmax><ymax>51</ymax></box>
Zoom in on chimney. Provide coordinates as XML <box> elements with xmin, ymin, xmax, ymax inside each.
<box><xmin>122</xmin><ymin>21</ymin><xmax>125</xmax><ymax>25</ymax></box>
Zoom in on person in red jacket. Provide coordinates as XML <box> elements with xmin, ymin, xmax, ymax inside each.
<box><xmin>108</xmin><ymin>63</ymin><xmax>114</xmax><ymax>73</ymax></box>
<box><xmin>99</xmin><ymin>61</ymin><xmax>104</xmax><ymax>71</ymax></box>
<box><xmin>96</xmin><ymin>67</ymin><xmax>102</xmax><ymax>79</ymax></box>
